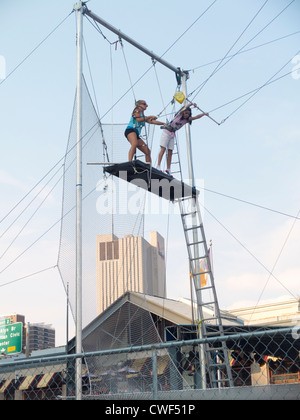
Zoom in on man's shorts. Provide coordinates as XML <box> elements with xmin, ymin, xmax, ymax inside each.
<box><xmin>160</xmin><ymin>130</ymin><xmax>175</xmax><ymax>150</ymax></box>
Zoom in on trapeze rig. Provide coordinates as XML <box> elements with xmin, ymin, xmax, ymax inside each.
<box><xmin>73</xmin><ymin>1</ymin><xmax>233</xmax><ymax>395</ymax></box>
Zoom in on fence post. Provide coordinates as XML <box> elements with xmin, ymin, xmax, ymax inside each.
<box><xmin>152</xmin><ymin>347</ymin><xmax>158</xmax><ymax>400</ymax></box>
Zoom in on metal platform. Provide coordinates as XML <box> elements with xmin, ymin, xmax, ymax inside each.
<box><xmin>103</xmin><ymin>160</ymin><xmax>198</xmax><ymax>201</ymax></box>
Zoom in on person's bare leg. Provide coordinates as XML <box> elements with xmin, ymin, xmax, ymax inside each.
<box><xmin>138</xmin><ymin>143</ymin><xmax>151</xmax><ymax>163</ymax></box>
<box><xmin>127</xmin><ymin>132</ymin><xmax>139</xmax><ymax>161</ymax></box>
<box><xmin>157</xmin><ymin>146</ymin><xmax>166</xmax><ymax>167</ymax></box>
<box><xmin>166</xmin><ymin>149</ymin><xmax>173</xmax><ymax>170</ymax></box>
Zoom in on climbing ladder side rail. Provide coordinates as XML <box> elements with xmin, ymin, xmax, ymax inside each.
<box><xmin>170</xmin><ymin>134</ymin><xmax>184</xmax><ymax>181</ymax></box>
<box><xmin>194</xmin><ymin>198</ymin><xmax>234</xmax><ymax>388</ymax></box>
<box><xmin>178</xmin><ymin>197</ymin><xmax>204</xmax><ymax>314</ymax></box>
<box><xmin>178</xmin><ymin>195</ymin><xmax>234</xmax><ymax>388</ymax></box>
<box><xmin>194</xmin><ymin>198</ymin><xmax>225</xmax><ymax>329</ymax></box>
<box><xmin>178</xmin><ymin>196</ymin><xmax>214</xmax><ymax>319</ymax></box>
<box><xmin>180</xmin><ymin>195</ymin><xmax>227</xmax><ymax>331</ymax></box>
<box><xmin>178</xmin><ymin>195</ymin><xmax>208</xmax><ymax>389</ymax></box>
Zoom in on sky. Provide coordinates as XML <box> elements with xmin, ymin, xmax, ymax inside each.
<box><xmin>0</xmin><ymin>0</ymin><xmax>300</xmax><ymax>347</ymax></box>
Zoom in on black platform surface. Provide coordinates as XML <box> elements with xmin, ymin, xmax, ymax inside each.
<box><xmin>103</xmin><ymin>160</ymin><xmax>197</xmax><ymax>201</ymax></box>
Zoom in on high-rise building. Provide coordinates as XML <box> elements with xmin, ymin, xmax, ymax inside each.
<box><xmin>96</xmin><ymin>231</ymin><xmax>166</xmax><ymax>314</ymax></box>
<box><xmin>26</xmin><ymin>323</ymin><xmax>55</xmax><ymax>353</ymax></box>
<box><xmin>4</xmin><ymin>314</ymin><xmax>25</xmax><ymax>325</ymax></box>
<box><xmin>1</xmin><ymin>315</ymin><xmax>55</xmax><ymax>354</ymax></box>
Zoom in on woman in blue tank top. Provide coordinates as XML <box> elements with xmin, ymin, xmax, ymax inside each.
<box><xmin>124</xmin><ymin>100</ymin><xmax>165</xmax><ymax>162</ymax></box>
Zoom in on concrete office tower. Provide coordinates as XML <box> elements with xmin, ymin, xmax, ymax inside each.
<box><xmin>26</xmin><ymin>323</ymin><xmax>55</xmax><ymax>353</ymax></box>
<box><xmin>96</xmin><ymin>232</ymin><xmax>166</xmax><ymax>314</ymax></box>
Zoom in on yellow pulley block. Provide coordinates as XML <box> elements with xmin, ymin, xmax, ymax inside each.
<box><xmin>174</xmin><ymin>92</ymin><xmax>185</xmax><ymax>104</ymax></box>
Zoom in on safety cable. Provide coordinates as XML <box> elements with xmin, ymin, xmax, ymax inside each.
<box><xmin>189</xmin><ymin>0</ymin><xmax>296</xmax><ymax>100</ymax></box>
<box><xmin>202</xmin><ymin>203</ymin><xmax>297</xmax><ymax>299</ymax></box>
<box><xmin>161</xmin><ymin>0</ymin><xmax>218</xmax><ymax>60</ymax></box>
<box><xmin>201</xmin><ymin>186</ymin><xmax>300</xmax><ymax>221</ymax></box>
<box><xmin>191</xmin><ymin>0</ymin><xmax>269</xmax><ymax>99</ymax></box>
<box><xmin>187</xmin><ymin>30</ymin><xmax>300</xmax><ymax>73</ymax></box>
<box><xmin>0</xmin><ymin>266</ymin><xmax>57</xmax><ymax>289</ymax></box>
<box><xmin>247</xmin><ymin>207</ymin><xmax>300</xmax><ymax>321</ymax></box>
<box><xmin>215</xmin><ymin>50</ymin><xmax>300</xmax><ymax>123</ymax></box>
<box><xmin>0</xmin><ymin>11</ymin><xmax>73</xmax><ymax>87</ymax></box>
<box><xmin>119</xmin><ymin>38</ymin><xmax>136</xmax><ymax>103</ymax></box>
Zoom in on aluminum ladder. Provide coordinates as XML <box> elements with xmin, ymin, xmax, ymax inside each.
<box><xmin>172</xmin><ymin>136</ymin><xmax>233</xmax><ymax>388</ymax></box>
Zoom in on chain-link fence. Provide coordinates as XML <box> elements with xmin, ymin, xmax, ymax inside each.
<box><xmin>0</xmin><ymin>326</ymin><xmax>299</xmax><ymax>400</ymax></box>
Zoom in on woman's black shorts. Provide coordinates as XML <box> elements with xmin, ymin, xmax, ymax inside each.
<box><xmin>124</xmin><ymin>128</ymin><xmax>141</xmax><ymax>139</ymax></box>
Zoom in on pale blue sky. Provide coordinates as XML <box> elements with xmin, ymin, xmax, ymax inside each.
<box><xmin>0</xmin><ymin>0</ymin><xmax>299</xmax><ymax>345</ymax></box>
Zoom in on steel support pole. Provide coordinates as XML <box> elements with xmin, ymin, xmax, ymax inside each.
<box><xmin>74</xmin><ymin>1</ymin><xmax>84</xmax><ymax>401</ymax></box>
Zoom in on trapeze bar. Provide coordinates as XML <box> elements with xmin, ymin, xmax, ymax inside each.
<box><xmin>103</xmin><ymin>160</ymin><xmax>198</xmax><ymax>201</ymax></box>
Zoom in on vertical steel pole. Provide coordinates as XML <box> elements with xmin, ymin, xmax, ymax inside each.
<box><xmin>74</xmin><ymin>1</ymin><xmax>83</xmax><ymax>401</ymax></box>
<box><xmin>152</xmin><ymin>348</ymin><xmax>158</xmax><ymax>400</ymax></box>
<box><xmin>181</xmin><ymin>73</ymin><xmax>206</xmax><ymax>390</ymax></box>
<box><xmin>182</xmin><ymin>74</ymin><xmax>195</xmax><ymax>188</ymax></box>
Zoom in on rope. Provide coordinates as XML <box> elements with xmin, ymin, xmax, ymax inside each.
<box><xmin>214</xmin><ymin>50</ymin><xmax>300</xmax><ymax>123</ymax></box>
<box><xmin>83</xmin><ymin>37</ymin><xmax>101</xmax><ymax>118</ymax></box>
<box><xmin>187</xmin><ymin>30</ymin><xmax>300</xmax><ymax>73</ymax></box>
<box><xmin>0</xmin><ymin>11</ymin><xmax>74</xmax><ymax>87</ymax></box>
<box><xmin>0</xmin><ymin>161</ymin><xmax>65</xmax><ymax>228</ymax></box>
<box><xmin>248</xmin><ymin>207</ymin><xmax>300</xmax><ymax>321</ymax></box>
<box><xmin>201</xmin><ymin>186</ymin><xmax>300</xmax><ymax>221</ymax></box>
<box><xmin>161</xmin><ymin>0</ymin><xmax>218</xmax><ymax>60</ymax></box>
<box><xmin>0</xmin><ymin>266</ymin><xmax>58</xmax><ymax>288</ymax></box>
<box><xmin>201</xmin><ymin>203</ymin><xmax>297</xmax><ymax>299</ymax></box>
<box><xmin>189</xmin><ymin>0</ymin><xmax>296</xmax><ymax>102</ymax></box>
<box><xmin>152</xmin><ymin>59</ymin><xmax>166</xmax><ymax>112</ymax></box>
<box><xmin>0</xmin><ymin>167</ymin><xmax>63</xmax><ymax>260</ymax></box>
<box><xmin>120</xmin><ymin>38</ymin><xmax>136</xmax><ymax>103</ymax></box>
<box><xmin>191</xmin><ymin>0</ymin><xmax>270</xmax><ymax>99</ymax></box>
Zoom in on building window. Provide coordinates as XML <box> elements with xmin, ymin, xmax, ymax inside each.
<box><xmin>114</xmin><ymin>241</ymin><xmax>119</xmax><ymax>260</ymax></box>
<box><xmin>99</xmin><ymin>241</ymin><xmax>119</xmax><ymax>261</ymax></box>
<box><xmin>100</xmin><ymin>242</ymin><xmax>106</xmax><ymax>261</ymax></box>
<box><xmin>107</xmin><ymin>242</ymin><xmax>113</xmax><ymax>260</ymax></box>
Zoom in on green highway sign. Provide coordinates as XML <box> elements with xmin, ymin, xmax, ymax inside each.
<box><xmin>0</xmin><ymin>318</ymin><xmax>11</xmax><ymax>327</ymax></box>
<box><xmin>0</xmin><ymin>322</ymin><xmax>23</xmax><ymax>355</ymax></box>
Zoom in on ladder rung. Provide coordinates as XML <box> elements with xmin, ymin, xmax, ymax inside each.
<box><xmin>201</xmin><ymin>318</ymin><xmax>220</xmax><ymax>323</ymax></box>
<box><xmin>190</xmin><ymin>255</ymin><xmax>206</xmax><ymax>260</ymax></box>
<box><xmin>193</xmin><ymin>270</ymin><xmax>210</xmax><ymax>276</ymax></box>
<box><xmin>187</xmin><ymin>240</ymin><xmax>205</xmax><ymax>246</ymax></box>
<box><xmin>181</xmin><ymin>211</ymin><xmax>196</xmax><ymax>217</ymax></box>
<box><xmin>184</xmin><ymin>225</ymin><xmax>201</xmax><ymax>231</ymax></box>
<box><xmin>199</xmin><ymin>301</ymin><xmax>216</xmax><ymax>306</ymax></box>
<box><xmin>209</xmin><ymin>363</ymin><xmax>227</xmax><ymax>368</ymax></box>
<box><xmin>205</xmin><ymin>331</ymin><xmax>224</xmax><ymax>337</ymax></box>
<box><xmin>179</xmin><ymin>195</ymin><xmax>194</xmax><ymax>202</ymax></box>
<box><xmin>196</xmin><ymin>285</ymin><xmax>213</xmax><ymax>292</ymax></box>
<box><xmin>203</xmin><ymin>319</ymin><xmax>221</xmax><ymax>325</ymax></box>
